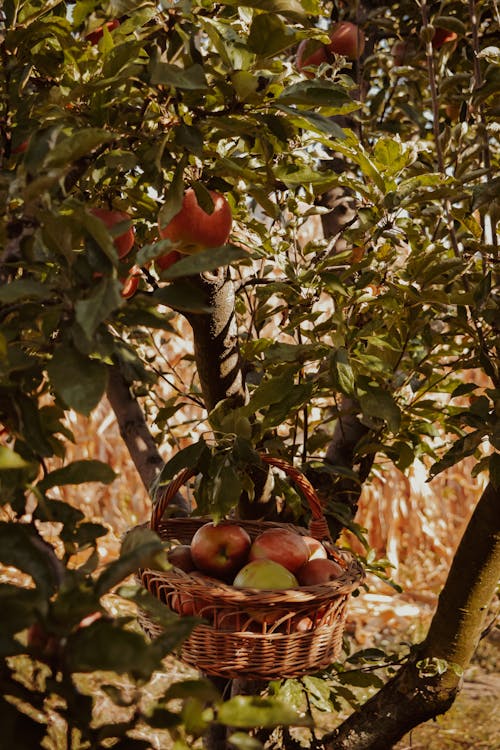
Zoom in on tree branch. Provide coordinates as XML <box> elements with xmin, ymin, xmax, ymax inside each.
<box><xmin>105</xmin><ymin>363</ymin><xmax>165</xmax><ymax>494</ymax></box>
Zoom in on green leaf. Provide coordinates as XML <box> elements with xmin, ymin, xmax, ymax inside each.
<box><xmin>160</xmin><ymin>245</ymin><xmax>250</xmax><ymax>279</ymax></box>
<box><xmin>263</xmin><ymin>382</ymin><xmax>313</xmax><ymax>428</ymax></box>
<box><xmin>0</xmin><ymin>584</ymin><xmax>46</xmax><ymax>635</ymax></box>
<box><xmin>38</xmin><ymin>460</ymin><xmax>116</xmax><ymax>491</ymax></box>
<box><xmin>46</xmin><ymin>346</ymin><xmax>107</xmax><ymax>416</ymax></box>
<box><xmin>429</xmin><ymin>430</ymin><xmax>484</xmax><ymax>479</ymax></box>
<box><xmin>274</xmin><ymin>162</ymin><xmax>339</xmax><ymax>191</ymax></box>
<box><xmin>359</xmin><ymin>388</ymin><xmax>401</xmax><ymax>433</ymax></box>
<box><xmin>302</xmin><ymin>675</ymin><xmax>334</xmax><ymax>712</ymax></box>
<box><xmin>0</xmin><ymin>522</ymin><xmax>60</xmax><ymax>597</ymax></box>
<box><xmin>96</xmin><ymin>528</ymin><xmax>167</xmax><ymax>596</ymax></box>
<box><xmin>277</xmin><ymin>80</ymin><xmax>353</xmax><ymax>108</ymax></box>
<box><xmin>0</xmin><ymin>446</ymin><xmax>32</xmax><ymax>470</ymax></box>
<box><xmin>75</xmin><ymin>277</ymin><xmax>123</xmax><ymax>338</ymax></box>
<box><xmin>329</xmin><ymin>348</ymin><xmax>356</xmax><ymax>396</ymax></box>
<box><xmin>155</xmin><ymin>439</ymin><xmax>209</xmax><ymax>486</ymax></box>
<box><xmin>157</xmin><ymin>157</ymin><xmax>187</xmax><ymax>230</ymax></box>
<box><xmin>241</xmin><ymin>370</ymin><xmax>295</xmax><ymax>417</ymax></box>
<box><xmin>276</xmin><ymin>105</ymin><xmax>347</xmax><ymax>138</ymax></box>
<box><xmin>228</xmin><ymin>733</ymin><xmax>264</xmax><ymax>750</ymax></box>
<box><xmin>373</xmin><ymin>136</ymin><xmax>412</xmax><ymax>176</ymax></box>
<box><xmin>0</xmin><ymin>279</ymin><xmax>50</xmax><ymax>303</ymax></box>
<box><xmin>151</xmin><ymin>282</ymin><xmax>213</xmax><ymax>313</ymax></box>
<box><xmin>164</xmin><ymin>679</ymin><xmax>221</xmax><ymax>702</ymax></box>
<box><xmin>219</xmin><ymin>0</ymin><xmax>307</xmax><ymax>18</ymax></box>
<box><xmin>433</xmin><ymin>15</ymin><xmax>467</xmax><ymax>35</ymax></box>
<box><xmin>65</xmin><ymin>619</ymin><xmax>163</xmax><ymax>679</ymax></box>
<box><xmin>247</xmin><ymin>14</ymin><xmax>296</xmax><ymax>56</ymax></box>
<box><xmin>44</xmin><ymin>129</ymin><xmax>114</xmax><ymax>168</ymax></box>
<box><xmin>198</xmin><ymin>461</ymin><xmax>244</xmax><ymax>522</ymax></box>
<box><xmin>150</xmin><ymin>62</ymin><xmax>208</xmax><ymax>90</ymax></box>
<box><xmin>217</xmin><ymin>695</ymin><xmax>311</xmax><ymax>729</ymax></box>
<box><xmin>33</xmin><ymin>497</ymin><xmax>85</xmax><ymax>526</ymax></box>
<box><xmin>336</xmin><ymin>670</ymin><xmax>385</xmax><ymax>689</ymax></box>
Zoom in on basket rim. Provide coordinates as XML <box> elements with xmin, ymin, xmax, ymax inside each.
<box><xmin>138</xmin><ymin>549</ymin><xmax>364</xmax><ymax>603</ymax></box>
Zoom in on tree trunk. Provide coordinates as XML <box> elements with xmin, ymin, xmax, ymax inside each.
<box><xmin>185</xmin><ymin>268</ymin><xmax>246</xmax><ymax>412</ymax></box>
<box><xmin>321</xmin><ymin>481</ymin><xmax>500</xmax><ymax>750</ymax></box>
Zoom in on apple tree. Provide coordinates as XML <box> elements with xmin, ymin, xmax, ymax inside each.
<box><xmin>0</xmin><ymin>1</ymin><xmax>499</xmax><ymax>749</ymax></box>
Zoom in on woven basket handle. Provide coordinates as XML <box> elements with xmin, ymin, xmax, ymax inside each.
<box><xmin>150</xmin><ymin>454</ymin><xmax>331</xmax><ymax>542</ymax></box>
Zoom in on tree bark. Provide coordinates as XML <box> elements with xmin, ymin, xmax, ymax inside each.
<box><xmin>321</xmin><ymin>481</ymin><xmax>500</xmax><ymax>750</ymax></box>
<box><xmin>106</xmin><ymin>363</ymin><xmax>165</xmax><ymax>494</ymax></box>
<box><xmin>185</xmin><ymin>268</ymin><xmax>246</xmax><ymax>412</ymax></box>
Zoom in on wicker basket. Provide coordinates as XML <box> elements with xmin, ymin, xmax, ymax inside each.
<box><xmin>137</xmin><ymin>455</ymin><xmax>364</xmax><ymax>679</ymax></box>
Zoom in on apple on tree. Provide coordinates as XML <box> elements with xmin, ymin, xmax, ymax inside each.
<box><xmin>296</xmin><ymin>40</ymin><xmax>329</xmax><ymax>77</ymax></box>
<box><xmin>190</xmin><ymin>521</ymin><xmax>251</xmax><ymax>580</ymax></box>
<box><xmin>328</xmin><ymin>21</ymin><xmax>365</xmax><ymax>60</ymax></box>
<box><xmin>155</xmin><ymin>249</ymin><xmax>182</xmax><ymax>273</ymax></box>
<box><xmin>85</xmin><ymin>19</ymin><xmax>120</xmax><ymax>45</ymax></box>
<box><xmin>296</xmin><ymin>21</ymin><xmax>365</xmax><ymax>76</ymax></box>
<box><xmin>248</xmin><ymin>528</ymin><xmax>309</xmax><ymax>573</ymax></box>
<box><xmin>158</xmin><ymin>188</ymin><xmax>232</xmax><ymax>254</ymax></box>
<box><xmin>90</xmin><ymin>207</ymin><xmax>135</xmax><ymax>259</ymax></box>
<box><xmin>120</xmin><ymin>264</ymin><xmax>142</xmax><ymax>299</ymax></box>
<box><xmin>432</xmin><ymin>27</ymin><xmax>458</xmax><ymax>50</ymax></box>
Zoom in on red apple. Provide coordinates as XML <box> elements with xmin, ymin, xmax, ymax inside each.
<box><xmin>328</xmin><ymin>21</ymin><xmax>365</xmax><ymax>60</ymax></box>
<box><xmin>248</xmin><ymin>528</ymin><xmax>309</xmax><ymax>573</ymax></box>
<box><xmin>302</xmin><ymin>535</ymin><xmax>328</xmax><ymax>560</ymax></box>
<box><xmin>167</xmin><ymin>543</ymin><xmax>196</xmax><ymax>573</ymax></box>
<box><xmin>90</xmin><ymin>207</ymin><xmax>135</xmax><ymax>259</ymax></box>
<box><xmin>158</xmin><ymin>188</ymin><xmax>232</xmax><ymax>254</ymax></box>
<box><xmin>296</xmin><ymin>557</ymin><xmax>344</xmax><ymax>586</ymax></box>
<box><xmin>86</xmin><ymin>19</ymin><xmax>120</xmax><ymax>45</ymax></box>
<box><xmin>156</xmin><ymin>249</ymin><xmax>182</xmax><ymax>272</ymax></box>
<box><xmin>190</xmin><ymin>521</ymin><xmax>251</xmax><ymax>580</ymax></box>
<box><xmin>432</xmin><ymin>27</ymin><xmax>458</xmax><ymax>50</ymax></box>
<box><xmin>233</xmin><ymin>559</ymin><xmax>298</xmax><ymax>589</ymax></box>
<box><xmin>120</xmin><ymin>264</ymin><xmax>141</xmax><ymax>298</ymax></box>
<box><xmin>12</xmin><ymin>139</ymin><xmax>29</xmax><ymax>155</ymax></box>
<box><xmin>296</xmin><ymin>39</ymin><xmax>329</xmax><ymax>76</ymax></box>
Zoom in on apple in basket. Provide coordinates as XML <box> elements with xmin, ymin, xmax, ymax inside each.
<box><xmin>248</xmin><ymin>528</ymin><xmax>309</xmax><ymax>573</ymax></box>
<box><xmin>233</xmin><ymin>559</ymin><xmax>299</xmax><ymax>590</ymax></box>
<box><xmin>296</xmin><ymin>557</ymin><xmax>344</xmax><ymax>586</ymax></box>
<box><xmin>233</xmin><ymin>559</ymin><xmax>299</xmax><ymax>625</ymax></box>
<box><xmin>167</xmin><ymin>544</ymin><xmax>196</xmax><ymax>572</ymax></box>
<box><xmin>302</xmin><ymin>535</ymin><xmax>328</xmax><ymax>560</ymax></box>
<box><xmin>190</xmin><ymin>521</ymin><xmax>251</xmax><ymax>580</ymax></box>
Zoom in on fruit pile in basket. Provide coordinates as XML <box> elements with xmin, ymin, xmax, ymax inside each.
<box><xmin>164</xmin><ymin>521</ymin><xmax>347</xmax><ymax>629</ymax></box>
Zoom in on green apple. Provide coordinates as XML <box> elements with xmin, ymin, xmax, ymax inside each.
<box><xmin>233</xmin><ymin>559</ymin><xmax>298</xmax><ymax>589</ymax></box>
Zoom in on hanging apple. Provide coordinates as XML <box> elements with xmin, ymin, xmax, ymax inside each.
<box><xmin>90</xmin><ymin>208</ymin><xmax>135</xmax><ymax>259</ymax></box>
<box><xmin>158</xmin><ymin>188</ymin><xmax>232</xmax><ymax>254</ymax></box>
